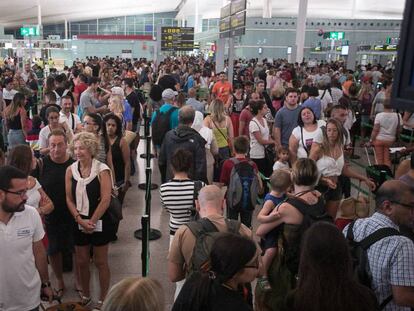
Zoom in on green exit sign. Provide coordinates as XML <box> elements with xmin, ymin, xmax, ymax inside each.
<box><xmin>324</xmin><ymin>31</ymin><xmax>345</xmax><ymax>40</ymax></box>
<box><xmin>20</xmin><ymin>27</ymin><xmax>39</xmax><ymax>36</ymax></box>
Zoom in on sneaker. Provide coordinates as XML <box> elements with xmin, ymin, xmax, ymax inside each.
<box><xmin>257</xmin><ymin>276</ymin><xmax>272</xmax><ymax>292</ymax></box>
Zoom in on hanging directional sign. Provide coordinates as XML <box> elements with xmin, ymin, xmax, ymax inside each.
<box><xmin>323</xmin><ymin>31</ymin><xmax>345</xmax><ymax>40</ymax></box>
<box><xmin>20</xmin><ymin>27</ymin><xmax>39</xmax><ymax>36</ymax></box>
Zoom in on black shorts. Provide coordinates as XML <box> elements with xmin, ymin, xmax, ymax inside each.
<box><xmin>46</xmin><ymin>223</ymin><xmax>74</xmax><ymax>256</ymax></box>
<box><xmin>73</xmin><ymin>220</ymin><xmax>116</xmax><ymax>247</ymax></box>
<box><xmin>260</xmin><ymin>226</ymin><xmax>283</xmax><ymax>251</ymax></box>
<box><xmin>316</xmin><ymin>180</ymin><xmax>343</xmax><ymax>202</ymax></box>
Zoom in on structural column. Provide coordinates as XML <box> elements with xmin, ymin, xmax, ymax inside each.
<box><xmin>293</xmin><ymin>0</ymin><xmax>308</xmax><ymax>63</ymax></box>
<box><xmin>228</xmin><ymin>38</ymin><xmax>235</xmax><ymax>85</ymax></box>
<box><xmin>64</xmin><ymin>19</ymin><xmax>68</xmax><ymax>40</ymax></box>
<box><xmin>263</xmin><ymin>0</ymin><xmax>272</xmax><ymax>18</ymax></box>
<box><xmin>216</xmin><ymin>37</ymin><xmax>226</xmax><ymax>73</ymax></box>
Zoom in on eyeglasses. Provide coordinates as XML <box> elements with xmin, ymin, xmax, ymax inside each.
<box><xmin>390</xmin><ymin>201</ymin><xmax>413</xmax><ymax>209</ymax></box>
<box><xmin>83</xmin><ymin>121</ymin><xmax>96</xmax><ymax>126</ymax></box>
<box><xmin>0</xmin><ymin>188</ymin><xmax>27</xmax><ymax>197</ymax></box>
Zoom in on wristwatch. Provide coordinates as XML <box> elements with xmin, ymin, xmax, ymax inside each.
<box><xmin>41</xmin><ymin>281</ymin><xmax>51</xmax><ymax>288</ymax></box>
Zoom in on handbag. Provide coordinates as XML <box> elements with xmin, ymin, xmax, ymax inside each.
<box><xmin>96</xmin><ymin>164</ymin><xmax>123</xmax><ymax>224</ymax></box>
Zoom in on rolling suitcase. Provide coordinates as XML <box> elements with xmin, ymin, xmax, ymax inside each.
<box><xmin>364</xmin><ymin>147</ymin><xmax>393</xmax><ymax>193</ymax></box>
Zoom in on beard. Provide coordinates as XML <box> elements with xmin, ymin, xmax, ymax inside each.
<box><xmin>2</xmin><ymin>200</ymin><xmax>26</xmax><ymax>213</ymax></box>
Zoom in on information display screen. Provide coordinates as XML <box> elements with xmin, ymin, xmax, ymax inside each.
<box><xmin>231</xmin><ymin>11</ymin><xmax>246</xmax><ymax>29</ymax></box>
<box><xmin>219</xmin><ymin>17</ymin><xmax>231</xmax><ymax>38</ymax></box>
<box><xmin>160</xmin><ymin>27</ymin><xmax>194</xmax><ymax>51</ymax></box>
<box><xmin>220</xmin><ymin>4</ymin><xmax>231</xmax><ymax>18</ymax></box>
<box><xmin>231</xmin><ymin>0</ymin><xmax>247</xmax><ymax>15</ymax></box>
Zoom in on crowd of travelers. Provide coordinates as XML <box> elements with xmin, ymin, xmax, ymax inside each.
<box><xmin>0</xmin><ymin>54</ymin><xmax>413</xmax><ymax>311</ymax></box>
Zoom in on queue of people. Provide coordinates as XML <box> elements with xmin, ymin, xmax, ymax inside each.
<box><xmin>0</xmin><ymin>55</ymin><xmax>413</xmax><ymax>311</ymax></box>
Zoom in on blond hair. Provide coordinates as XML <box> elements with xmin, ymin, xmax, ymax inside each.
<box><xmin>102</xmin><ymin>277</ymin><xmax>164</xmax><ymax>311</ymax></box>
<box><xmin>270</xmin><ymin>169</ymin><xmax>292</xmax><ymax>192</ymax></box>
<box><xmin>109</xmin><ymin>95</ymin><xmax>125</xmax><ymax>115</ymax></box>
<box><xmin>209</xmin><ymin>99</ymin><xmax>226</xmax><ymax>123</ymax></box>
<box><xmin>271</xmin><ymin>85</ymin><xmax>285</xmax><ymax>98</ymax></box>
<box><xmin>70</xmin><ymin>132</ymin><xmax>99</xmax><ymax>158</ymax></box>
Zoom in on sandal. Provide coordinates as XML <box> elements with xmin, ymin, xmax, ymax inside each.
<box><xmin>54</xmin><ymin>288</ymin><xmax>65</xmax><ymax>299</ymax></box>
<box><xmin>93</xmin><ymin>300</ymin><xmax>103</xmax><ymax>310</ymax></box>
<box><xmin>75</xmin><ymin>288</ymin><xmax>83</xmax><ymax>299</ymax></box>
<box><xmin>81</xmin><ymin>296</ymin><xmax>92</xmax><ymax>307</ymax></box>
<box><xmin>257</xmin><ymin>276</ymin><xmax>272</xmax><ymax>292</ymax></box>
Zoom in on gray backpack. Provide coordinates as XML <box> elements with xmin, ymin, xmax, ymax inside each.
<box><xmin>226</xmin><ymin>158</ymin><xmax>259</xmax><ymax>212</ymax></box>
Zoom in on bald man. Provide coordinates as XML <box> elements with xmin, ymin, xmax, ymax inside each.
<box><xmin>158</xmin><ymin>105</ymin><xmax>207</xmax><ymax>183</ymax></box>
<box><xmin>186</xmin><ymin>88</ymin><xmax>204</xmax><ymax>114</ymax></box>
<box><xmin>343</xmin><ymin>180</ymin><xmax>414</xmax><ymax>310</ymax></box>
<box><xmin>168</xmin><ymin>185</ymin><xmax>253</xmax><ymax>298</ymax></box>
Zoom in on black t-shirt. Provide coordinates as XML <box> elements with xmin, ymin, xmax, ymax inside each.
<box><xmin>37</xmin><ymin>156</ymin><xmax>75</xmax><ymax>225</ymax></box>
<box><xmin>172</xmin><ymin>273</ymin><xmax>253</xmax><ymax>311</ymax></box>
<box><xmin>126</xmin><ymin>91</ymin><xmax>142</xmax><ymax>124</ymax></box>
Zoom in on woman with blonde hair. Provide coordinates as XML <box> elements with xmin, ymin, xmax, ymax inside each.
<box><xmin>3</xmin><ymin>92</ymin><xmax>27</xmax><ymax>149</ymax></box>
<box><xmin>102</xmin><ymin>277</ymin><xmax>164</xmax><ymax>311</ymax></box>
<box><xmin>108</xmin><ymin>95</ymin><xmax>125</xmax><ymax>122</ymax></box>
<box><xmin>204</xmin><ymin>99</ymin><xmax>234</xmax><ymax>180</ymax></box>
<box><xmin>65</xmin><ymin>131</ymin><xmax>114</xmax><ymax>308</ymax></box>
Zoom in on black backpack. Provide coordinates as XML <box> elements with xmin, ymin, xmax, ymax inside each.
<box><xmin>151</xmin><ymin>106</ymin><xmax>177</xmax><ymax>146</ymax></box>
<box><xmin>346</xmin><ymin>220</ymin><xmax>401</xmax><ymax>309</ymax></box>
<box><xmin>185</xmin><ymin>218</ymin><xmax>241</xmax><ymax>276</ymax></box>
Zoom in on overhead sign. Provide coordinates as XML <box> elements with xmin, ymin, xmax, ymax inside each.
<box><xmin>220</xmin><ymin>3</ymin><xmax>231</xmax><ymax>18</ymax></box>
<box><xmin>160</xmin><ymin>27</ymin><xmax>194</xmax><ymax>51</ymax></box>
<box><xmin>220</xmin><ymin>0</ymin><xmax>247</xmax><ymax>38</ymax></box>
<box><xmin>373</xmin><ymin>44</ymin><xmax>398</xmax><ymax>51</ymax></box>
<box><xmin>323</xmin><ymin>31</ymin><xmax>345</xmax><ymax>40</ymax></box>
<box><xmin>231</xmin><ymin>0</ymin><xmax>247</xmax><ymax>15</ymax></box>
<box><xmin>20</xmin><ymin>27</ymin><xmax>39</xmax><ymax>36</ymax></box>
<box><xmin>230</xmin><ymin>11</ymin><xmax>246</xmax><ymax>36</ymax></box>
<box><xmin>219</xmin><ymin>17</ymin><xmax>231</xmax><ymax>38</ymax></box>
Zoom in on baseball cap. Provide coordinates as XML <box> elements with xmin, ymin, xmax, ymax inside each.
<box><xmin>111</xmin><ymin>86</ymin><xmax>124</xmax><ymax>97</ymax></box>
<box><xmin>162</xmin><ymin>88</ymin><xmax>178</xmax><ymax>99</ymax></box>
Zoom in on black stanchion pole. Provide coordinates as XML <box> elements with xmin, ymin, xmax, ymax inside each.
<box><xmin>140</xmin><ymin>215</ymin><xmax>149</xmax><ymax>277</ymax></box>
<box><xmin>140</xmin><ymin>112</ymin><xmax>155</xmax><ymax>159</ymax></box>
<box><xmin>138</xmin><ymin>137</ymin><xmax>158</xmax><ymax>190</ymax></box>
<box><xmin>135</xmin><ymin>167</ymin><xmax>162</xmax><ymax>240</ymax></box>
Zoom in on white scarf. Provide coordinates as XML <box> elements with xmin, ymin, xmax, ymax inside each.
<box><xmin>70</xmin><ymin>159</ymin><xmax>109</xmax><ymax>216</ymax></box>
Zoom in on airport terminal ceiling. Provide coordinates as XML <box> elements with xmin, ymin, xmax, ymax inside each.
<box><xmin>0</xmin><ymin>0</ymin><xmax>406</xmax><ymax>28</ymax></box>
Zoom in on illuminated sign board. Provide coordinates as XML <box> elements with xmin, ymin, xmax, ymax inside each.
<box><xmin>160</xmin><ymin>27</ymin><xmax>194</xmax><ymax>51</ymax></box>
<box><xmin>231</xmin><ymin>0</ymin><xmax>247</xmax><ymax>15</ymax></box>
<box><xmin>323</xmin><ymin>31</ymin><xmax>345</xmax><ymax>40</ymax></box>
<box><xmin>20</xmin><ymin>27</ymin><xmax>39</xmax><ymax>36</ymax></box>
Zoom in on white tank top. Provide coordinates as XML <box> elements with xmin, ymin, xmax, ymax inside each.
<box><xmin>317</xmin><ymin>154</ymin><xmax>344</xmax><ymax>177</ymax></box>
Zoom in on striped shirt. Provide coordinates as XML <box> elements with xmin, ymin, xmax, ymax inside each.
<box><xmin>160</xmin><ymin>179</ymin><xmax>204</xmax><ymax>234</ymax></box>
<box><xmin>343</xmin><ymin>212</ymin><xmax>414</xmax><ymax>311</ymax></box>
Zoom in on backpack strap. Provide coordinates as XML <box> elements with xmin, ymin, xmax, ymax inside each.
<box><xmin>359</xmin><ymin>227</ymin><xmax>400</xmax><ymax>250</ymax></box>
<box><xmin>186</xmin><ymin>218</ymin><xmax>219</xmax><ymax>237</ymax></box>
<box><xmin>224</xmin><ymin>218</ymin><xmax>241</xmax><ymax>234</ymax></box>
<box><xmin>348</xmin><ymin>221</ymin><xmax>400</xmax><ymax>310</ymax></box>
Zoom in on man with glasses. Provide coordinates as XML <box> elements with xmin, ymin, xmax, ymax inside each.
<box><xmin>0</xmin><ymin>165</ymin><xmax>53</xmax><ymax>311</ymax></box>
<box><xmin>343</xmin><ymin>180</ymin><xmax>414</xmax><ymax>310</ymax></box>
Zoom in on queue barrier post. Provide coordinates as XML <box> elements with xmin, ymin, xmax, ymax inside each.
<box><xmin>140</xmin><ymin>215</ymin><xmax>150</xmax><ymax>277</ymax></box>
<box><xmin>135</xmin><ymin>166</ymin><xmax>162</xmax><ymax>241</ymax></box>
